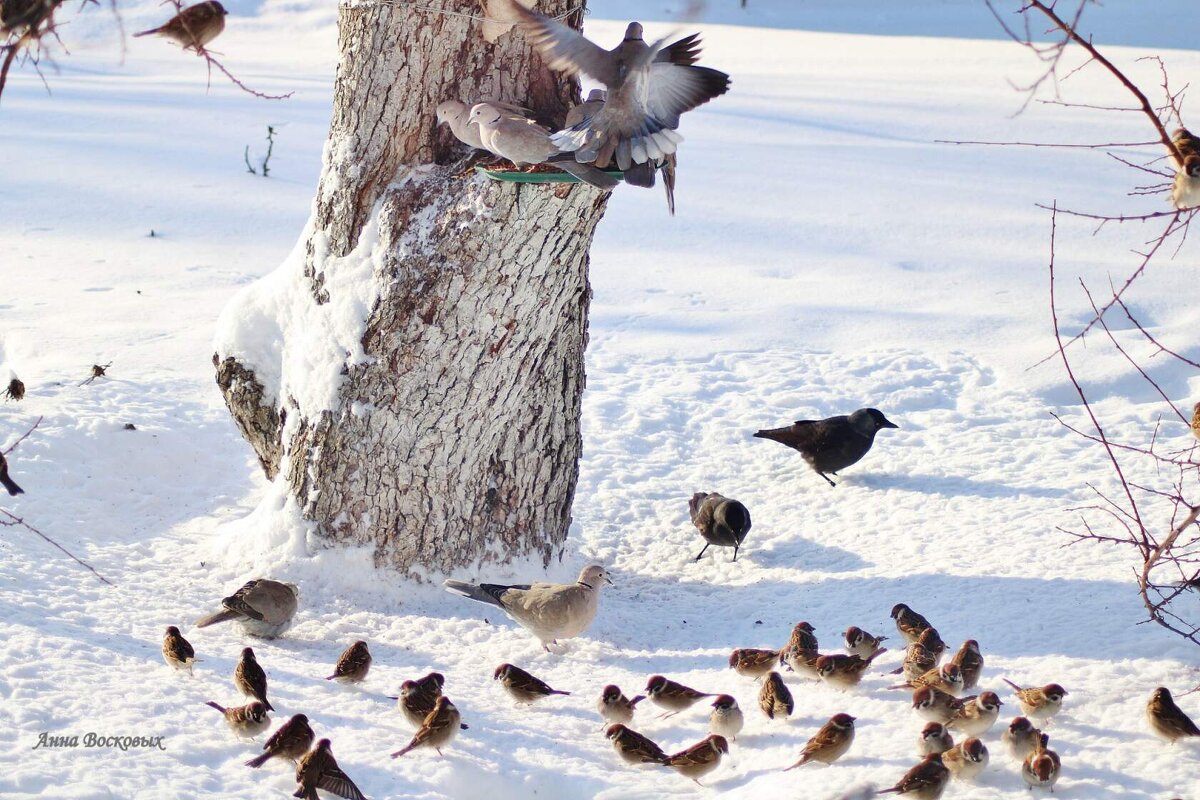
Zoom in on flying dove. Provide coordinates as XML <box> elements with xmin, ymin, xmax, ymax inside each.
<box><xmin>566</xmin><ymin>89</ymin><xmax>677</xmax><ymax>214</ymax></box>
<box><xmin>494</xmin><ymin>0</ymin><xmax>730</xmax><ymax>171</ymax></box>
<box><xmin>480</xmin><ymin>0</ymin><xmax>536</xmax><ymax>44</ymax></box>
<box><xmin>195</xmin><ymin>579</ymin><xmax>299</xmax><ymax>639</ymax></box>
<box><xmin>436</xmin><ymin>99</ymin><xmax>533</xmax><ymax>151</ymax></box>
<box><xmin>443</xmin><ymin>564</ymin><xmax>612</xmax><ymax>650</ymax></box>
<box><xmin>467</xmin><ymin>103</ymin><xmax>620</xmax><ymax>190</ymax></box>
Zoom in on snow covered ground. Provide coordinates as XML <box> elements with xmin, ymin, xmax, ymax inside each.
<box><xmin>2</xmin><ymin>1</ymin><xmax>1200</xmax><ymax>798</ymax></box>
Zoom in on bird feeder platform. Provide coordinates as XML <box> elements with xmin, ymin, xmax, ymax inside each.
<box><xmin>474</xmin><ymin>165</ymin><xmax>624</xmax><ymax>184</ymax></box>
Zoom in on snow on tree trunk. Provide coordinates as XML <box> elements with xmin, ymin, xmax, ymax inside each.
<box><xmin>213</xmin><ymin>1</ymin><xmax>610</xmax><ymax>576</ymax></box>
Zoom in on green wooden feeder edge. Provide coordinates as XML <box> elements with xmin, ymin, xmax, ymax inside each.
<box><xmin>474</xmin><ymin>165</ymin><xmax>625</xmax><ymax>184</ymax></box>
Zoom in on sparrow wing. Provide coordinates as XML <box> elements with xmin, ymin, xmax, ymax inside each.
<box><xmin>316</xmin><ymin>764</ymin><xmax>367</xmax><ymax>800</ymax></box>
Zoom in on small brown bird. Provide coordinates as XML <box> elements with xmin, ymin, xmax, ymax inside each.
<box><xmin>0</xmin><ymin>452</ymin><xmax>25</xmax><ymax>496</ymax></box>
<box><xmin>917</xmin><ymin>722</ymin><xmax>954</xmax><ymax>756</ymax></box>
<box><xmin>645</xmin><ymin>675</ymin><xmax>714</xmax><ymax>717</ymax></box>
<box><xmin>605</xmin><ymin>723</ymin><xmax>668</xmax><ymax>765</ymax></box>
<box><xmin>890</xmin><ymin>604</ymin><xmax>935</xmax><ymax>645</ymax></box>
<box><xmin>246</xmin><ymin>713</ymin><xmax>314</xmax><ymax>768</ymax></box>
<box><xmin>162</xmin><ymin>626</ymin><xmax>196</xmax><ymax>673</ymax></box>
<box><xmin>1171</xmin><ymin>128</ymin><xmax>1200</xmax><ymax>209</ymax></box>
<box><xmin>942</xmin><ymin>737</ymin><xmax>988</xmax><ymax>782</ymax></box>
<box><xmin>133</xmin><ymin>1</ymin><xmax>228</xmax><ymax>51</ymax></box>
<box><xmin>1021</xmin><ymin>733</ymin><xmax>1060</xmax><ymax>792</ymax></box>
<box><xmin>709</xmin><ymin>695</ymin><xmax>744</xmax><ymax>740</ymax></box>
<box><xmin>1147</xmin><ymin>686</ymin><xmax>1200</xmax><ymax>743</ymax></box>
<box><xmin>816</xmin><ymin>648</ymin><xmax>887</xmax><ymax>691</ymax></box>
<box><xmin>598</xmin><ymin>684</ymin><xmax>645</xmax><ymax>726</ymax></box>
<box><xmin>912</xmin><ymin>686</ymin><xmax>964</xmax><ymax>724</ymax></box>
<box><xmin>878</xmin><ymin>753</ymin><xmax>950</xmax><ymax>798</ymax></box>
<box><xmin>729</xmin><ymin>647</ymin><xmax>781</xmax><ymax>679</ymax></box>
<box><xmin>754</xmin><ymin>408</ymin><xmax>898</xmax><ymax>487</ymax></box>
<box><xmin>392</xmin><ymin>672</ymin><xmax>445</xmax><ymax>728</ymax></box>
<box><xmin>294</xmin><ymin>738</ymin><xmax>366</xmax><ymax>800</ymax></box>
<box><xmin>3</xmin><ymin>377</ymin><xmax>23</xmax><ymax>402</ymax></box>
<box><xmin>758</xmin><ymin>671</ymin><xmax>794</xmax><ymax>720</ymax></box>
<box><xmin>662</xmin><ymin>734</ymin><xmax>729</xmax><ymax>784</ymax></box>
<box><xmin>234</xmin><ymin>647</ymin><xmax>273</xmax><ymax>711</ymax></box>
<box><xmin>206</xmin><ymin>700</ymin><xmax>271</xmax><ymax>738</ymax></box>
<box><xmin>949</xmin><ymin>640</ymin><xmax>983</xmax><ymax>690</ymax></box>
<box><xmin>1002</xmin><ymin>716</ymin><xmax>1042</xmax><ymax>762</ymax></box>
<box><xmin>781</xmin><ymin>621</ymin><xmax>822</xmax><ymax>678</ymax></box>
<box><xmin>326</xmin><ymin>641</ymin><xmax>371</xmax><ymax>684</ymax></box>
<box><xmin>1002</xmin><ymin>679</ymin><xmax>1067</xmax><ymax>722</ymax></box>
<box><xmin>891</xmin><ymin>663</ymin><xmax>964</xmax><ymax>696</ymax></box>
<box><xmin>784</xmin><ymin>712</ymin><xmax>856</xmax><ymax>769</ymax></box>
<box><xmin>945</xmin><ymin>691</ymin><xmax>1002</xmax><ymax>737</ymax></box>
<box><xmin>843</xmin><ymin>625</ymin><xmax>887</xmax><ymax>659</ymax></box>
<box><xmin>391</xmin><ymin>696</ymin><xmax>461</xmax><ymax>758</ymax></box>
<box><xmin>1190</xmin><ymin>401</ymin><xmax>1200</xmax><ymax>442</ymax></box>
<box><xmin>494</xmin><ymin>663</ymin><xmax>570</xmax><ymax>705</ymax></box>
<box><xmin>689</xmin><ymin>491</ymin><xmax>752</xmax><ymax>561</ymax></box>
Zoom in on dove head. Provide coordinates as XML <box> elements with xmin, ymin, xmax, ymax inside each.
<box><xmin>578</xmin><ymin>564</ymin><xmax>612</xmax><ymax>589</ymax></box>
<box><xmin>468</xmin><ymin>103</ymin><xmax>503</xmax><ymax>129</ymax></box>
<box><xmin>585</xmin><ymin>89</ymin><xmax>606</xmax><ymax>102</ymax></box>
<box><xmin>623</xmin><ymin>22</ymin><xmax>644</xmax><ymax>41</ymax></box>
<box><xmin>436</xmin><ymin>100</ymin><xmax>467</xmax><ymax>126</ymax></box>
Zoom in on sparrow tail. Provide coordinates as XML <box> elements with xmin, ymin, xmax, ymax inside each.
<box><xmin>205</xmin><ymin>701</ymin><xmax>226</xmax><ymax>713</ymax></box>
<box><xmin>194</xmin><ymin>608</ymin><xmax>239</xmax><ymax>628</ymax></box>
<box><xmin>1</xmin><ymin>473</ymin><xmax>24</xmax><ymax>495</ymax></box>
<box><xmin>1002</xmin><ymin>678</ymin><xmax>1022</xmax><ymax>692</ymax></box>
<box><xmin>132</xmin><ymin>27</ymin><xmax>159</xmax><ymax>37</ymax></box>
<box><xmin>245</xmin><ymin>751</ymin><xmax>273</xmax><ymax>768</ymax></box>
<box><xmin>629</xmin><ymin>694</ymin><xmax>646</xmax><ymax>708</ymax></box>
<box><xmin>390</xmin><ymin>743</ymin><xmax>416</xmax><ymax>758</ymax></box>
<box><xmin>555</xmin><ymin>159</ymin><xmax>620</xmax><ymax>191</ymax></box>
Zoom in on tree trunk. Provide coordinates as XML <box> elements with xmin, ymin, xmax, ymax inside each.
<box><xmin>213</xmin><ymin>1</ymin><xmax>609</xmax><ymax>576</ymax></box>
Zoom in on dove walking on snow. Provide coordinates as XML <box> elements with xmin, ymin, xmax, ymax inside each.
<box><xmin>443</xmin><ymin>564</ymin><xmax>612</xmax><ymax>650</ymax></box>
<box><xmin>195</xmin><ymin>578</ymin><xmax>299</xmax><ymax>639</ymax></box>
<box><xmin>494</xmin><ymin>0</ymin><xmax>729</xmax><ymax>171</ymax></box>
<box><xmin>467</xmin><ymin>103</ymin><xmax>619</xmax><ymax>190</ymax></box>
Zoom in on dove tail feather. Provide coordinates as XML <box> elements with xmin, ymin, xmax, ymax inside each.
<box><xmin>195</xmin><ymin>609</ymin><xmax>239</xmax><ymax>628</ymax></box>
<box><xmin>557</xmin><ymin>161</ymin><xmax>620</xmax><ymax>191</ymax></box>
<box><xmin>443</xmin><ymin>580</ymin><xmax>507</xmax><ymax>609</ymax></box>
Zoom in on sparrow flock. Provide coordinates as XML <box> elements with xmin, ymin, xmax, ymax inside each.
<box><xmin>164</xmin><ymin>573</ymin><xmax>1200</xmax><ymax>798</ymax></box>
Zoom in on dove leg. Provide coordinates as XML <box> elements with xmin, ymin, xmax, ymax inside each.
<box><xmin>694</xmin><ymin>544</ymin><xmax>710</xmax><ymax>561</ymax></box>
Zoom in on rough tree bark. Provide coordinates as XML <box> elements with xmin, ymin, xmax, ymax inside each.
<box><xmin>214</xmin><ymin>0</ymin><xmax>609</xmax><ymax>576</ymax></box>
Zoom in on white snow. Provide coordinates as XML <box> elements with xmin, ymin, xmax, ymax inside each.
<box><xmin>2</xmin><ymin>1</ymin><xmax>1200</xmax><ymax>799</ymax></box>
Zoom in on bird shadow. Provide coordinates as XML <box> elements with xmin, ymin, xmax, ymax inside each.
<box><xmin>852</xmin><ymin>471</ymin><xmax>1066</xmax><ymax>499</ymax></box>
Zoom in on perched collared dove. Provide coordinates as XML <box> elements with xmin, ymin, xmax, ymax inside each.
<box><xmin>195</xmin><ymin>578</ymin><xmax>299</xmax><ymax>639</ymax></box>
<box><xmin>436</xmin><ymin>99</ymin><xmax>532</xmax><ymax>151</ymax></box>
<box><xmin>564</xmin><ymin>88</ymin><xmax>607</xmax><ymax>129</ymax></box>
<box><xmin>495</xmin><ymin>0</ymin><xmax>730</xmax><ymax>171</ymax></box>
<box><xmin>467</xmin><ymin>103</ymin><xmax>619</xmax><ymax>190</ymax></box>
<box><xmin>443</xmin><ymin>564</ymin><xmax>613</xmax><ymax>650</ymax></box>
